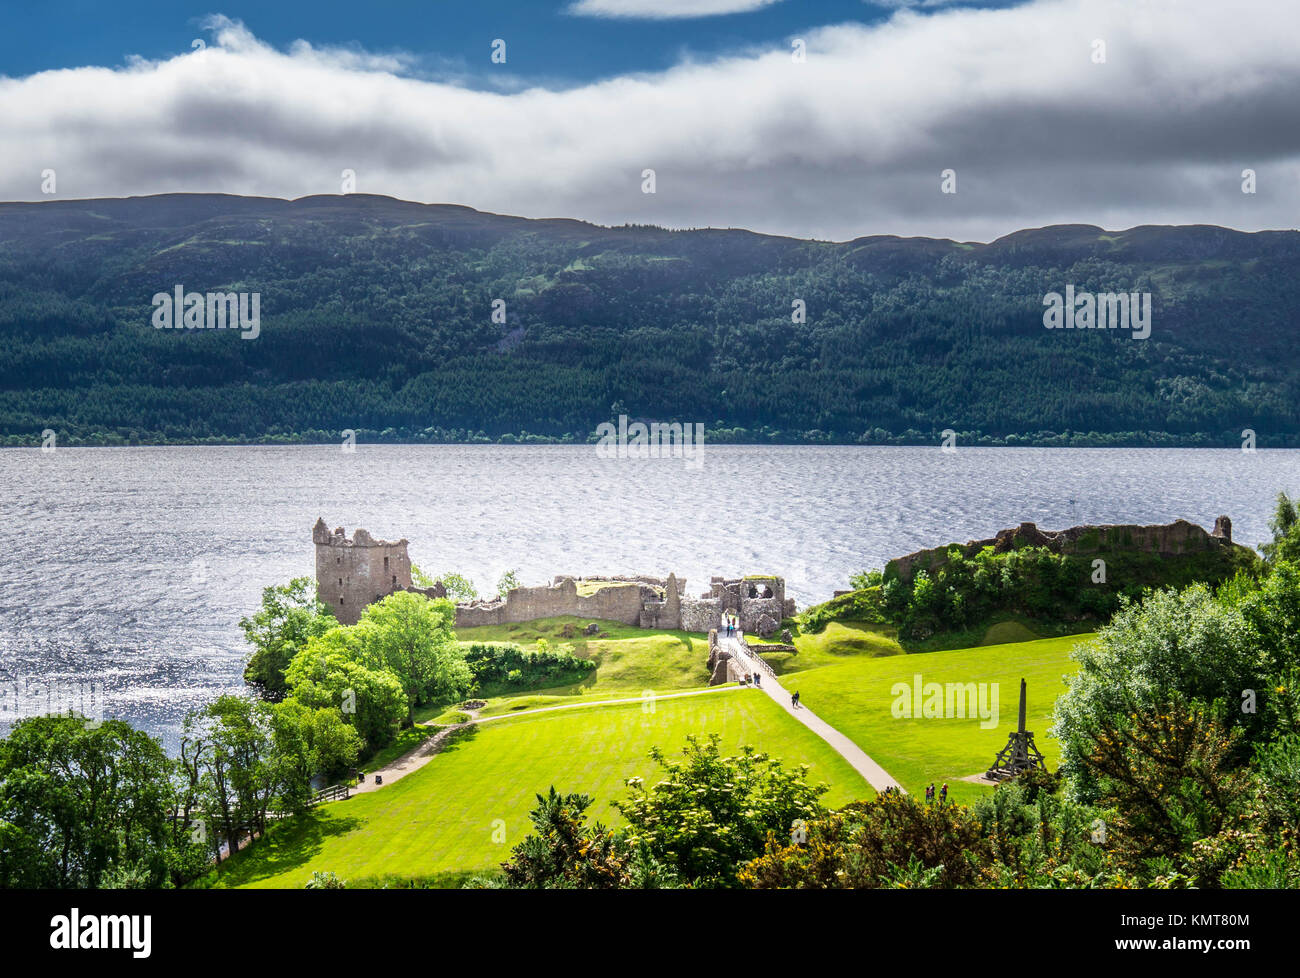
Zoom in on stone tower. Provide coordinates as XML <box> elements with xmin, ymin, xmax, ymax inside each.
<box><xmin>1213</xmin><ymin>515</ymin><xmax>1232</xmax><ymax>543</ymax></box>
<box><xmin>313</xmin><ymin>518</ymin><xmax>413</xmax><ymax>625</ymax></box>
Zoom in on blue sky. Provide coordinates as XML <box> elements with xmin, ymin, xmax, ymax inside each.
<box><xmin>1</xmin><ymin>0</ymin><xmax>1296</xmax><ymax>240</ymax></box>
<box><xmin>0</xmin><ymin>0</ymin><xmax>1015</xmax><ymax>86</ymax></box>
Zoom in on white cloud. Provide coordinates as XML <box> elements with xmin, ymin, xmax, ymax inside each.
<box><xmin>3</xmin><ymin>0</ymin><xmax>1298</xmax><ymax>241</ymax></box>
<box><xmin>867</xmin><ymin>0</ymin><xmax>966</xmax><ymax>7</ymax></box>
<box><xmin>568</xmin><ymin>0</ymin><xmax>783</xmax><ymax>18</ymax></box>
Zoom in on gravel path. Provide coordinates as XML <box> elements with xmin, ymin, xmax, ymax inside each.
<box><xmin>720</xmin><ymin>635</ymin><xmax>904</xmax><ymax>794</ymax></box>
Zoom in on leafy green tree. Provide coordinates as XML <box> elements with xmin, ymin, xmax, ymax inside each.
<box><xmin>461</xmin><ymin>641</ymin><xmax>594</xmax><ymax>693</ymax></box>
<box><xmin>1250</xmin><ymin>733</ymin><xmax>1300</xmax><ymax>836</ymax></box>
<box><xmin>1261</xmin><ymin>491</ymin><xmax>1300</xmax><ymax>565</ymax></box>
<box><xmin>188</xmin><ymin>696</ymin><xmax>287</xmax><ymax>859</ymax></box>
<box><xmin>285</xmin><ymin>627</ymin><xmax>407</xmax><ymax>751</ymax></box>
<box><xmin>239</xmin><ymin>578</ymin><xmax>336</xmax><ymax>700</ymax></box>
<box><xmin>1053</xmin><ymin>585</ymin><xmax>1264</xmax><ymax>801</ymax></box>
<box><xmin>1234</xmin><ymin>560</ymin><xmax>1300</xmax><ymax>704</ymax></box>
<box><xmin>271</xmin><ymin>700</ymin><xmax>363</xmax><ymax>807</ymax></box>
<box><xmin>496</xmin><ymin>569</ymin><xmax>521</xmax><ymax>597</ymax></box>
<box><xmin>614</xmin><ymin>734</ymin><xmax>829</xmax><ymax>887</ymax></box>
<box><xmin>412</xmin><ymin>566</ymin><xmax>478</xmax><ymax>602</ymax></box>
<box><xmin>848</xmin><ymin>568</ymin><xmax>883</xmax><ymax>590</ymax></box>
<box><xmin>169</xmin><ymin>726</ymin><xmax>217</xmax><ymax>884</ymax></box>
<box><xmin>0</xmin><ymin>716</ymin><xmax>177</xmax><ymax>888</ymax></box>
<box><xmin>355</xmin><ymin>592</ymin><xmax>470</xmax><ymax>724</ymax></box>
<box><xmin>499</xmin><ymin>787</ymin><xmax>631</xmax><ymax>889</ymax></box>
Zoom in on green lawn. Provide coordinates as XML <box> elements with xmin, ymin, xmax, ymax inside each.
<box><xmin>413</xmin><ymin>616</ymin><xmax>712</xmax><ymax>722</ymax></box>
<box><xmin>769</xmin><ymin>634</ymin><xmax>1089</xmax><ymax>803</ymax></box>
<box><xmin>204</xmin><ymin>690</ymin><xmax>871</xmax><ymax>888</ymax></box>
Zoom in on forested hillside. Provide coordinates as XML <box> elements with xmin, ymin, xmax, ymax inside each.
<box><xmin>1</xmin><ymin>193</ymin><xmax>1297</xmax><ymax>445</ymax></box>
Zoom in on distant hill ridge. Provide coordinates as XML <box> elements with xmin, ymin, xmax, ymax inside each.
<box><xmin>1</xmin><ymin>193</ymin><xmax>1297</xmax><ymax>446</ymax></box>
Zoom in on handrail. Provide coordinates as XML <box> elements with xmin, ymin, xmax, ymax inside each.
<box><xmin>730</xmin><ymin>631</ymin><xmax>776</xmax><ymax>677</ymax></box>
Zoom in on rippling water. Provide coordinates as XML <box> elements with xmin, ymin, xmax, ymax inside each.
<box><xmin>2</xmin><ymin>444</ymin><xmax>1297</xmax><ymax>747</ymax></box>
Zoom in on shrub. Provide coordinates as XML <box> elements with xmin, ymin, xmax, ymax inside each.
<box><xmin>740</xmin><ymin>794</ymin><xmax>992</xmax><ymax>889</ymax></box>
<box><xmin>462</xmin><ymin>640</ymin><xmax>595</xmax><ymax>691</ymax></box>
<box><xmin>304</xmin><ymin>871</ymin><xmax>347</xmax><ymax>889</ymax></box>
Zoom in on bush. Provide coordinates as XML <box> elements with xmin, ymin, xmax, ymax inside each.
<box><xmin>304</xmin><ymin>871</ymin><xmax>347</xmax><ymax>889</ymax></box>
<box><xmin>740</xmin><ymin>794</ymin><xmax>992</xmax><ymax>889</ymax></box>
<box><xmin>462</xmin><ymin>640</ymin><xmax>595</xmax><ymax>691</ymax></box>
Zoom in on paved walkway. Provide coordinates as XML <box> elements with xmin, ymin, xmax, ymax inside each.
<box><xmin>720</xmin><ymin>634</ymin><xmax>904</xmax><ymax>794</ymax></box>
<box><xmin>353</xmin><ymin>685</ymin><xmax>737</xmax><ymax>793</ymax></box>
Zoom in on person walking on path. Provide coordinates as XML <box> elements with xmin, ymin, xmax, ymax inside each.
<box><xmin>791</xmin><ymin>690</ymin><xmax>800</xmax><ymax>709</ymax></box>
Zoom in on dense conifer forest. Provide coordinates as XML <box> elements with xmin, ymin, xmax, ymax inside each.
<box><xmin>2</xmin><ymin>194</ymin><xmax>1297</xmax><ymax>446</ymax></box>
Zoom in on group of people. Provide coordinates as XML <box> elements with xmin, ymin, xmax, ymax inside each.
<box><xmin>924</xmin><ymin>782</ymin><xmax>948</xmax><ymax>805</ymax></box>
<box><xmin>790</xmin><ymin>690</ymin><xmax>800</xmax><ymax>708</ymax></box>
<box><xmin>741</xmin><ymin>672</ymin><xmax>762</xmax><ymax>687</ymax></box>
<box><xmin>880</xmin><ymin>783</ymin><xmax>941</xmax><ymax>800</ymax></box>
<box><xmin>722</xmin><ymin>611</ymin><xmax>740</xmax><ymax>637</ymax></box>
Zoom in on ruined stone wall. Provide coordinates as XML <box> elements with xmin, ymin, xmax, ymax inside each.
<box><xmin>740</xmin><ymin>597</ymin><xmax>784</xmax><ymax>634</ymax></box>
<box><xmin>678</xmin><ymin>577</ymin><xmax>791</xmax><ymax>636</ymax></box>
<box><xmin>886</xmin><ymin>517</ymin><xmax>1239</xmax><ymax>584</ymax></box>
<box><xmin>313</xmin><ymin>518</ymin><xmax>412</xmax><ymax>625</ymax></box>
<box><xmin>453</xmin><ymin>577</ymin><xmax>647</xmax><ymax>629</ymax></box>
<box><xmin>638</xmin><ymin>573</ymin><xmax>683</xmax><ymax>630</ymax></box>
<box><xmin>680</xmin><ymin>597</ymin><xmax>720</xmax><ymax>633</ymax></box>
<box><xmin>312</xmin><ymin>519</ymin><xmax>791</xmax><ymax>635</ymax></box>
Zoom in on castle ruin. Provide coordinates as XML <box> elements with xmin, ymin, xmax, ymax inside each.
<box><xmin>312</xmin><ymin>519</ymin><xmax>445</xmax><ymax>625</ymax></box>
<box><xmin>312</xmin><ymin>519</ymin><xmax>794</xmax><ymax>635</ymax></box>
<box><xmin>885</xmin><ymin>516</ymin><xmax>1241</xmax><ymax>584</ymax></box>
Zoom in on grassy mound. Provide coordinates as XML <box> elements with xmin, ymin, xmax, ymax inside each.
<box><xmin>412</xmin><ymin>617</ymin><xmax>710</xmax><ymax>722</ymax></box>
<box><xmin>800</xmin><ymin>540</ymin><xmax>1259</xmax><ymax>650</ymax></box>
<box><xmin>757</xmin><ymin>621</ymin><xmax>904</xmax><ymax>676</ymax></box>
